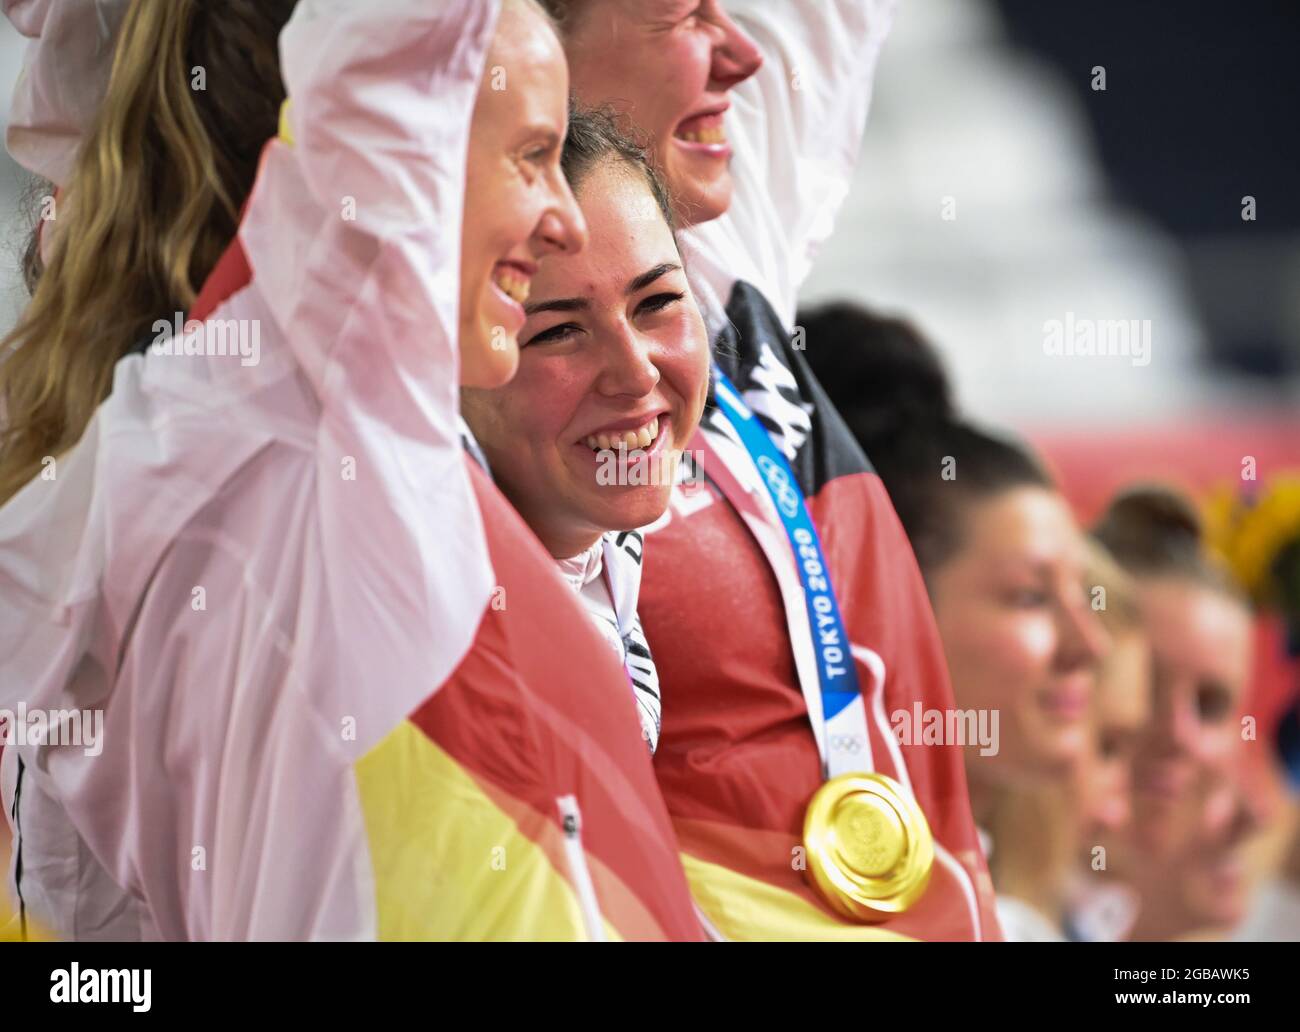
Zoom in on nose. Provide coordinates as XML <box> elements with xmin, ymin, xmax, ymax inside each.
<box><xmin>1131</xmin><ymin>670</ymin><xmax>1187</xmax><ymax>765</ymax></box>
<box><xmin>597</xmin><ymin>325</ymin><xmax>661</xmax><ymax>399</ymax></box>
<box><xmin>1057</xmin><ymin>596</ymin><xmax>1109</xmax><ymax>673</ymax></box>
<box><xmin>531</xmin><ymin>176</ymin><xmax>588</xmax><ymax>259</ymax></box>
<box><xmin>708</xmin><ymin>8</ymin><xmax>763</xmax><ymax>91</ymax></box>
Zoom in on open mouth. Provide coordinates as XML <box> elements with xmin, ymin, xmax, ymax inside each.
<box><xmin>572</xmin><ymin>413</ymin><xmax>678</xmax><ymax>491</ymax></box>
<box><xmin>1038</xmin><ymin>678</ymin><xmax>1090</xmax><ymax>721</ymax></box>
<box><xmin>492</xmin><ymin>262</ymin><xmax>532</xmax><ymax>307</ymax></box>
<box><xmin>1134</xmin><ymin>762</ymin><xmax>1191</xmax><ymax>802</ymax></box>
<box><xmin>673</xmin><ymin>109</ymin><xmax>729</xmax><ymax>149</ymax></box>
<box><xmin>583</xmin><ymin>414</ymin><xmax>663</xmax><ymax>454</ymax></box>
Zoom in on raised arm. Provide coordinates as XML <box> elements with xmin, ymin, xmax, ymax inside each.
<box><xmin>235</xmin><ymin>0</ymin><xmax>501</xmax><ymax>749</ymax></box>
<box><xmin>686</xmin><ymin>0</ymin><xmax>896</xmax><ymax>324</ymax></box>
<box><xmin>0</xmin><ymin>0</ymin><xmax>505</xmax><ymax>940</ymax></box>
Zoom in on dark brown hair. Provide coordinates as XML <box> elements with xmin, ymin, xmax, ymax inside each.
<box><xmin>562</xmin><ymin>104</ymin><xmax>675</xmax><ymax>232</ymax></box>
<box><xmin>799</xmin><ymin>301</ymin><xmax>1053</xmax><ymax>578</ymax></box>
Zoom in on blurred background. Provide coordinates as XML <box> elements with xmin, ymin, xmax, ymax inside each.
<box><xmin>797</xmin><ymin>0</ymin><xmax>1300</xmax><ymax>940</ymax></box>
<box><xmin>807</xmin><ymin>0</ymin><xmax>1300</xmax><ymax>430</ymax></box>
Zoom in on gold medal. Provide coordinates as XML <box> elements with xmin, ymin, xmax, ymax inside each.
<box><xmin>803</xmin><ymin>771</ymin><xmax>934</xmax><ymax>921</ymax></box>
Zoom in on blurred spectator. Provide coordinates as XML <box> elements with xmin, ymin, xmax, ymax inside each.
<box><xmin>1063</xmin><ymin>541</ymin><xmax>1151</xmax><ymax>940</ymax></box>
<box><xmin>1078</xmin><ymin>540</ymin><xmax>1150</xmax><ymax>843</ymax></box>
<box><xmin>802</xmin><ymin>301</ymin><xmax>1108</xmax><ymax>939</ymax></box>
<box><xmin>1093</xmin><ymin>487</ymin><xmax>1264</xmax><ymax>938</ymax></box>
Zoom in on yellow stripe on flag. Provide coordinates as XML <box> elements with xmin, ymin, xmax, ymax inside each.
<box><xmin>682</xmin><ymin>853</ymin><xmax>916</xmax><ymax>941</ymax></box>
<box><xmin>355</xmin><ymin>721</ymin><xmax>621</xmax><ymax>941</ymax></box>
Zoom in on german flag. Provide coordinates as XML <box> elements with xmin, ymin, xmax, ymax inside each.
<box><xmin>189</xmin><ymin>231</ymin><xmax>703</xmax><ymax>941</ymax></box>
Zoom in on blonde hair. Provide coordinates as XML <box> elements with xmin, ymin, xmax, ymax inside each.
<box><xmin>0</xmin><ymin>0</ymin><xmax>295</xmax><ymax>503</ymax></box>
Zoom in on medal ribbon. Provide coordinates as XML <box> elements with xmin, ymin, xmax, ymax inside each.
<box><xmin>710</xmin><ymin>366</ymin><xmax>873</xmax><ymax>778</ymax></box>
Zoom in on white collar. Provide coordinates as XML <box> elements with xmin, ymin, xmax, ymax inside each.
<box><xmin>555</xmin><ymin>539</ymin><xmax>605</xmax><ymax>593</ymax></box>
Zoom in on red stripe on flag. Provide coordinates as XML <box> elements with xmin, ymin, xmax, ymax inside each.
<box><xmin>191</xmin><ymin>238</ymin><xmax>252</xmax><ymax>322</ymax></box>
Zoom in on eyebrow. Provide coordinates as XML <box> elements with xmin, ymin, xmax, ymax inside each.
<box><xmin>524</xmin><ymin>262</ymin><xmax>682</xmax><ymax>316</ymax></box>
<box><xmin>516</xmin><ymin>126</ymin><xmax>562</xmax><ymax>153</ymax></box>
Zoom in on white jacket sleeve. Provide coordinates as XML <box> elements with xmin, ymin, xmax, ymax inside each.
<box><xmin>0</xmin><ymin>0</ymin><xmax>503</xmax><ymax>941</ymax></box>
<box><xmin>682</xmin><ymin>0</ymin><xmax>896</xmax><ymax>329</ymax></box>
<box><xmin>2</xmin><ymin>0</ymin><xmax>130</xmax><ymax>186</ymax></box>
<box><xmin>235</xmin><ymin>0</ymin><xmax>500</xmax><ymax>753</ymax></box>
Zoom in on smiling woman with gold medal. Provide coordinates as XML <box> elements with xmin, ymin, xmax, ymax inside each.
<box><xmin>540</xmin><ymin>0</ymin><xmax>998</xmax><ymax>941</ymax></box>
<box><xmin>710</xmin><ymin>369</ymin><xmax>939</xmax><ymax>931</ymax></box>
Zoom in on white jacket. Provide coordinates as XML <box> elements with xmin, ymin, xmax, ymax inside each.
<box><xmin>0</xmin><ymin>0</ymin><xmax>498</xmax><ymax>940</ymax></box>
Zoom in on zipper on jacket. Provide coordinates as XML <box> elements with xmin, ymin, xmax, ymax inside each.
<box><xmin>8</xmin><ymin>756</ymin><xmax>28</xmax><ymax>941</ymax></box>
<box><xmin>555</xmin><ymin>795</ymin><xmax>606</xmax><ymax>942</ymax></box>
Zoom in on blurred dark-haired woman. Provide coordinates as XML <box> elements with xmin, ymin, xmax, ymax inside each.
<box><xmin>803</xmin><ymin>301</ymin><xmax>1110</xmax><ymax>939</ymax></box>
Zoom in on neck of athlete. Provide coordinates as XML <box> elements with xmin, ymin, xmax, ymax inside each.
<box><xmin>541</xmin><ymin>525</ymin><xmax>604</xmax><ymax>563</ymax></box>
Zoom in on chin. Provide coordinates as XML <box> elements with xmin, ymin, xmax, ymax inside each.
<box><xmin>1186</xmin><ymin>889</ymin><xmax>1246</xmax><ymax>933</ymax></box>
<box><xmin>1028</xmin><ymin>734</ymin><xmax>1088</xmax><ymax>782</ymax></box>
<box><xmin>670</xmin><ymin>170</ymin><xmax>734</xmax><ymax>227</ymax></box>
<box><xmin>460</xmin><ymin>323</ymin><xmax>519</xmax><ymax>389</ymax></box>
<box><xmin>596</xmin><ymin>488</ymin><xmax>673</xmax><ymax>534</ymax></box>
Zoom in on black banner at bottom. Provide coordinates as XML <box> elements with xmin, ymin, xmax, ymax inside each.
<box><xmin>0</xmin><ymin>941</ymin><xmax>1285</xmax><ymax>1019</ymax></box>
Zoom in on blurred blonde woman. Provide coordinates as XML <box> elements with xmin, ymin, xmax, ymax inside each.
<box><xmin>1059</xmin><ymin>541</ymin><xmax>1153</xmax><ymax>941</ymax></box>
<box><xmin>1094</xmin><ymin>487</ymin><xmax>1263</xmax><ymax>940</ymax></box>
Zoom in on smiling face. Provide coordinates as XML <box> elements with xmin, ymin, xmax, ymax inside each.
<box><xmin>1128</xmin><ymin>577</ymin><xmax>1253</xmax><ymax>851</ymax></box>
<box><xmin>557</xmin><ymin>0</ymin><xmax>763</xmax><ymax>226</ymax></box>
<box><xmin>1175</xmin><ymin>775</ymin><xmax>1262</xmax><ymax>931</ymax></box>
<box><xmin>459</xmin><ymin>0</ymin><xmax>588</xmax><ymax>387</ymax></box>
<box><xmin>1123</xmin><ymin>768</ymin><xmax>1263</xmax><ymax>939</ymax></box>
<box><xmin>461</xmin><ymin>159</ymin><xmax>710</xmax><ymax>557</ymax></box>
<box><xmin>928</xmin><ymin>487</ymin><xmax>1109</xmax><ymax>794</ymax></box>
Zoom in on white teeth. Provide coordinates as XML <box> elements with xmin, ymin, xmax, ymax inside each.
<box><xmin>675</xmin><ymin>125</ymin><xmax>725</xmax><ymax>145</ymax></box>
<box><xmin>584</xmin><ymin>416</ymin><xmax>661</xmax><ymax>454</ymax></box>
<box><xmin>494</xmin><ymin>269</ymin><xmax>530</xmax><ymax>305</ymax></box>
